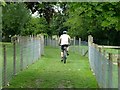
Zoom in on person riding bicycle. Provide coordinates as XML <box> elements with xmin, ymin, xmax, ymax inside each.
<box><xmin>58</xmin><ymin>30</ymin><xmax>71</xmax><ymax>62</ymax></box>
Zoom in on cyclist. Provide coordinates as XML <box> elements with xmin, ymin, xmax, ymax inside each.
<box><xmin>58</xmin><ymin>30</ymin><xmax>71</xmax><ymax>62</ymax></box>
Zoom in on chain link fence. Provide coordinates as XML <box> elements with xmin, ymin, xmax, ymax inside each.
<box><xmin>0</xmin><ymin>6</ymin><xmax>2</xmax><ymax>90</ymax></box>
<box><xmin>88</xmin><ymin>35</ymin><xmax>120</xmax><ymax>88</ymax></box>
<box><xmin>44</xmin><ymin>36</ymin><xmax>88</xmax><ymax>56</ymax></box>
<box><xmin>1</xmin><ymin>35</ymin><xmax>44</xmax><ymax>88</ymax></box>
<box><xmin>69</xmin><ymin>37</ymin><xmax>88</xmax><ymax>56</ymax></box>
<box><xmin>0</xmin><ymin>44</ymin><xmax>2</xmax><ymax>89</ymax></box>
<box><xmin>44</xmin><ymin>36</ymin><xmax>58</xmax><ymax>48</ymax></box>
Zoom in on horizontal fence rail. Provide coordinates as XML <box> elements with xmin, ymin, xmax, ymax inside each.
<box><xmin>1</xmin><ymin>35</ymin><xmax>44</xmax><ymax>88</ymax></box>
<box><xmin>98</xmin><ymin>45</ymin><xmax>120</xmax><ymax>49</ymax></box>
<box><xmin>88</xmin><ymin>35</ymin><xmax>120</xmax><ymax>88</ymax></box>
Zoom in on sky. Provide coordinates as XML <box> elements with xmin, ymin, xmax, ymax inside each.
<box><xmin>32</xmin><ymin>4</ymin><xmax>63</xmax><ymax>17</ymax></box>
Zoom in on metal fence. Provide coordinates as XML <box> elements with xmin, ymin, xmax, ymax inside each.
<box><xmin>44</xmin><ymin>35</ymin><xmax>120</xmax><ymax>88</ymax></box>
<box><xmin>88</xmin><ymin>35</ymin><xmax>120</xmax><ymax>88</ymax></box>
<box><xmin>69</xmin><ymin>37</ymin><xmax>88</xmax><ymax>56</ymax></box>
<box><xmin>0</xmin><ymin>41</ymin><xmax>1</xmax><ymax>86</ymax></box>
<box><xmin>44</xmin><ymin>36</ymin><xmax>58</xmax><ymax>48</ymax></box>
<box><xmin>1</xmin><ymin>35</ymin><xmax>44</xmax><ymax>88</ymax></box>
<box><xmin>44</xmin><ymin>36</ymin><xmax>88</xmax><ymax>56</ymax></box>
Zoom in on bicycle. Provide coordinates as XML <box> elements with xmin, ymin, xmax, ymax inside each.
<box><xmin>62</xmin><ymin>46</ymin><xmax>67</xmax><ymax>64</ymax></box>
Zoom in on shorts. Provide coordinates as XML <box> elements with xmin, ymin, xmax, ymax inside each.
<box><xmin>61</xmin><ymin>45</ymin><xmax>69</xmax><ymax>52</ymax></box>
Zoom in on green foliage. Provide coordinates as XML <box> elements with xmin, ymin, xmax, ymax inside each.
<box><xmin>64</xmin><ymin>2</ymin><xmax>120</xmax><ymax>45</ymax></box>
<box><xmin>2</xmin><ymin>3</ymin><xmax>31</xmax><ymax>41</ymax></box>
<box><xmin>0</xmin><ymin>0</ymin><xmax>6</xmax><ymax>6</ymax></box>
<box><xmin>21</xmin><ymin>17</ymin><xmax>48</xmax><ymax>35</ymax></box>
<box><xmin>49</xmin><ymin>3</ymin><xmax>69</xmax><ymax>36</ymax></box>
<box><xmin>50</xmin><ymin>13</ymin><xmax>67</xmax><ymax>36</ymax></box>
<box><xmin>25</xmin><ymin>2</ymin><xmax>56</xmax><ymax>25</ymax></box>
<box><xmin>2</xmin><ymin>2</ymin><xmax>119</xmax><ymax>45</ymax></box>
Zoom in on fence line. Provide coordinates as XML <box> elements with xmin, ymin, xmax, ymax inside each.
<box><xmin>69</xmin><ymin>37</ymin><xmax>88</xmax><ymax>56</ymax></box>
<box><xmin>88</xmin><ymin>35</ymin><xmax>120</xmax><ymax>88</ymax></box>
<box><xmin>0</xmin><ymin>44</ymin><xmax>2</xmax><ymax>89</ymax></box>
<box><xmin>1</xmin><ymin>35</ymin><xmax>44</xmax><ymax>88</ymax></box>
<box><xmin>44</xmin><ymin>36</ymin><xmax>88</xmax><ymax>56</ymax></box>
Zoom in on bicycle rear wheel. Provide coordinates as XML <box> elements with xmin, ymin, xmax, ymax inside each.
<box><xmin>63</xmin><ymin>50</ymin><xmax>67</xmax><ymax>63</ymax></box>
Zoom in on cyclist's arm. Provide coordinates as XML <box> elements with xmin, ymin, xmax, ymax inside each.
<box><xmin>68</xmin><ymin>35</ymin><xmax>71</xmax><ymax>45</ymax></box>
<box><xmin>58</xmin><ymin>37</ymin><xmax>61</xmax><ymax>46</ymax></box>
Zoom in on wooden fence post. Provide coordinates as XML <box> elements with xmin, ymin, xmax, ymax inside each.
<box><xmin>55</xmin><ymin>38</ymin><xmax>57</xmax><ymax>47</ymax></box>
<box><xmin>50</xmin><ymin>36</ymin><xmax>51</xmax><ymax>46</ymax></box>
<box><xmin>79</xmin><ymin>38</ymin><xmax>81</xmax><ymax>54</ymax></box>
<box><xmin>20</xmin><ymin>44</ymin><xmax>23</xmax><ymax>71</ymax></box>
<box><xmin>73</xmin><ymin>37</ymin><xmax>76</xmax><ymax>52</ymax></box>
<box><xmin>13</xmin><ymin>39</ymin><xmax>16</xmax><ymax>75</ymax></box>
<box><xmin>3</xmin><ymin>45</ymin><xmax>7</xmax><ymax>86</ymax></box>
<box><xmin>44</xmin><ymin>35</ymin><xmax>46</xmax><ymax>46</ymax></box>
<box><xmin>88</xmin><ymin>35</ymin><xmax>94</xmax><ymax>72</ymax></box>
<box><xmin>118</xmin><ymin>54</ymin><xmax>120</xmax><ymax>89</ymax></box>
<box><xmin>108</xmin><ymin>53</ymin><xmax>113</xmax><ymax>88</ymax></box>
<box><xmin>88</xmin><ymin>35</ymin><xmax>93</xmax><ymax>46</ymax></box>
<box><xmin>88</xmin><ymin>35</ymin><xmax>93</xmax><ymax>60</ymax></box>
<box><xmin>39</xmin><ymin>36</ymin><xmax>41</xmax><ymax>58</ymax></box>
<box><xmin>99</xmin><ymin>47</ymin><xmax>103</xmax><ymax>87</ymax></box>
<box><xmin>102</xmin><ymin>50</ymin><xmax>107</xmax><ymax>88</ymax></box>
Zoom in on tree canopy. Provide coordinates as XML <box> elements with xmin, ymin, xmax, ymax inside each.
<box><xmin>63</xmin><ymin>2</ymin><xmax>120</xmax><ymax>45</ymax></box>
<box><xmin>2</xmin><ymin>2</ymin><xmax>31</xmax><ymax>41</ymax></box>
<box><xmin>1</xmin><ymin>2</ymin><xmax>120</xmax><ymax>45</ymax></box>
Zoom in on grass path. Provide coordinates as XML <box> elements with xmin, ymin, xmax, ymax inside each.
<box><xmin>6</xmin><ymin>46</ymin><xmax>98</xmax><ymax>88</ymax></box>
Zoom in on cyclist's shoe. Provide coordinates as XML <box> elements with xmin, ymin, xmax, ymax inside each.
<box><xmin>67</xmin><ymin>53</ymin><xmax>69</xmax><ymax>56</ymax></box>
<box><xmin>61</xmin><ymin>60</ymin><xmax>63</xmax><ymax>62</ymax></box>
<box><xmin>61</xmin><ymin>57</ymin><xmax>63</xmax><ymax>62</ymax></box>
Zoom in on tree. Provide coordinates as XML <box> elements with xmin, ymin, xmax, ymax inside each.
<box><xmin>49</xmin><ymin>2</ymin><xmax>68</xmax><ymax>36</ymax></box>
<box><xmin>25</xmin><ymin>2</ymin><xmax>68</xmax><ymax>36</ymax></box>
<box><xmin>25</xmin><ymin>2</ymin><xmax>56</xmax><ymax>25</ymax></box>
<box><xmin>2</xmin><ymin>2</ymin><xmax>31</xmax><ymax>41</ymax></box>
<box><xmin>21</xmin><ymin>17</ymin><xmax>48</xmax><ymax>35</ymax></box>
<box><xmin>0</xmin><ymin>0</ymin><xmax>6</xmax><ymax>6</ymax></box>
<box><xmin>64</xmin><ymin>2</ymin><xmax>120</xmax><ymax>45</ymax></box>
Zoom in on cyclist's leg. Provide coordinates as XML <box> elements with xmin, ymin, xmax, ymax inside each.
<box><xmin>66</xmin><ymin>45</ymin><xmax>69</xmax><ymax>55</ymax></box>
<box><xmin>67</xmin><ymin>46</ymin><xmax>69</xmax><ymax>51</ymax></box>
<box><xmin>61</xmin><ymin>52</ymin><xmax>63</xmax><ymax>58</ymax></box>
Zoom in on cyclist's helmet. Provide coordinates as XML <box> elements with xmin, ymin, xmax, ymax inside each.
<box><xmin>63</xmin><ymin>31</ymin><xmax>67</xmax><ymax>34</ymax></box>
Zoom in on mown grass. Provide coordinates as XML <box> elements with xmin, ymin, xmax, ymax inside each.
<box><xmin>71</xmin><ymin>45</ymin><xmax>119</xmax><ymax>54</ymax></box>
<box><xmin>0</xmin><ymin>42</ymin><xmax>21</xmax><ymax>87</ymax></box>
<box><xmin>104</xmin><ymin>48</ymin><xmax>119</xmax><ymax>54</ymax></box>
<box><xmin>5</xmin><ymin>46</ymin><xmax>98</xmax><ymax>88</ymax></box>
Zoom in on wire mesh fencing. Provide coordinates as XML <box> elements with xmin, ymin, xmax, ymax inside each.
<box><xmin>69</xmin><ymin>37</ymin><xmax>88</xmax><ymax>57</ymax></box>
<box><xmin>44</xmin><ymin>36</ymin><xmax>88</xmax><ymax>57</ymax></box>
<box><xmin>44</xmin><ymin>36</ymin><xmax>58</xmax><ymax>48</ymax></box>
<box><xmin>88</xmin><ymin>35</ymin><xmax>120</xmax><ymax>88</ymax></box>
<box><xmin>0</xmin><ymin>44</ymin><xmax>2</xmax><ymax>89</ymax></box>
<box><xmin>1</xmin><ymin>35</ymin><xmax>44</xmax><ymax>88</ymax></box>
